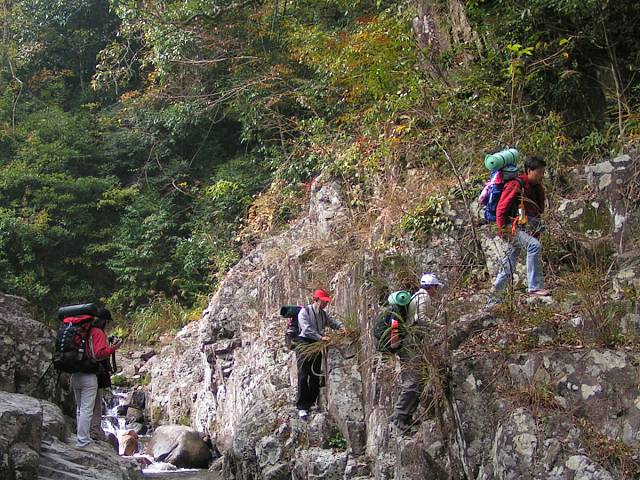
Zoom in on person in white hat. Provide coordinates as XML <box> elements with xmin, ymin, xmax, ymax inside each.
<box><xmin>390</xmin><ymin>273</ymin><xmax>444</xmax><ymax>432</ymax></box>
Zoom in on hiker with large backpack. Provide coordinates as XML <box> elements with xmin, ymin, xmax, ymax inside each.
<box><xmin>53</xmin><ymin>304</ymin><xmax>122</xmax><ymax>448</ymax></box>
<box><xmin>389</xmin><ymin>274</ymin><xmax>444</xmax><ymax>433</ymax></box>
<box><xmin>486</xmin><ymin>155</ymin><xmax>550</xmax><ymax>305</ymax></box>
<box><xmin>295</xmin><ymin>289</ymin><xmax>346</xmax><ymax>420</ymax></box>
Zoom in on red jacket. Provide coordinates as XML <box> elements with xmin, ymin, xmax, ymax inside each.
<box><xmin>496</xmin><ymin>175</ymin><xmax>545</xmax><ymax>235</ymax></box>
<box><xmin>88</xmin><ymin>327</ymin><xmax>117</xmax><ymax>360</ymax></box>
<box><xmin>63</xmin><ymin>315</ymin><xmax>117</xmax><ymax>361</ymax></box>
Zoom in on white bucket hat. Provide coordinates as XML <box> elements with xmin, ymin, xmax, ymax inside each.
<box><xmin>420</xmin><ymin>273</ymin><xmax>444</xmax><ymax>288</ymax></box>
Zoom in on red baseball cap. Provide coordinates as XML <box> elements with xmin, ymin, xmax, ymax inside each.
<box><xmin>313</xmin><ymin>289</ymin><xmax>332</xmax><ymax>302</ymax></box>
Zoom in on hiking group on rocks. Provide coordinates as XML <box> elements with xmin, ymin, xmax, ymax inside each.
<box><xmin>51</xmin><ymin>148</ymin><xmax>553</xmax><ymax>453</ymax></box>
<box><xmin>286</xmin><ymin>149</ymin><xmax>552</xmax><ymax>435</ymax></box>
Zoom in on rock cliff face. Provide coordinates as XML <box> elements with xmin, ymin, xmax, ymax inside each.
<box><xmin>148</xmin><ymin>153</ymin><xmax>639</xmax><ymax>479</ymax></box>
<box><xmin>0</xmin><ymin>293</ymin><xmax>141</xmax><ymax>480</ymax></box>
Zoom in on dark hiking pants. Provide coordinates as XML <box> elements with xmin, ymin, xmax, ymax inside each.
<box><xmin>296</xmin><ymin>350</ymin><xmax>323</xmax><ymax>411</ymax></box>
<box><xmin>391</xmin><ymin>362</ymin><xmax>422</xmax><ymax>425</ymax></box>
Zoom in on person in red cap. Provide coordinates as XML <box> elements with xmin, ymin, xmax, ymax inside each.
<box><xmin>295</xmin><ymin>289</ymin><xmax>346</xmax><ymax>420</ymax></box>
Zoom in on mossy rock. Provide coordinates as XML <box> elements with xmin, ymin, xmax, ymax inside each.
<box><xmin>557</xmin><ymin>199</ymin><xmax>611</xmax><ymax>237</ymax></box>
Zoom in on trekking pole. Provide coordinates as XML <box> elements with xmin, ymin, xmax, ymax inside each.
<box><xmin>111</xmin><ymin>351</ymin><xmax>117</xmax><ymax>374</ymax></box>
<box><xmin>26</xmin><ymin>361</ymin><xmax>53</xmax><ymax>396</ymax></box>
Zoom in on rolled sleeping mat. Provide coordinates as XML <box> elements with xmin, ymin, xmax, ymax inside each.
<box><xmin>388</xmin><ymin>290</ymin><xmax>412</xmax><ymax>307</ymax></box>
<box><xmin>280</xmin><ymin>305</ymin><xmax>302</xmax><ymax>319</ymax></box>
<box><xmin>484</xmin><ymin>148</ymin><xmax>519</xmax><ymax>171</ymax></box>
<box><xmin>57</xmin><ymin>303</ymin><xmax>98</xmax><ymax>320</ymax></box>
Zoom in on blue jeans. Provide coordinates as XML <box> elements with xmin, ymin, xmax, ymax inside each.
<box><xmin>494</xmin><ymin>227</ymin><xmax>544</xmax><ymax>293</ymax></box>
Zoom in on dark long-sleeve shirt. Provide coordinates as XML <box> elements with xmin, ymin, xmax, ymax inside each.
<box><xmin>496</xmin><ymin>174</ymin><xmax>545</xmax><ymax>235</ymax></box>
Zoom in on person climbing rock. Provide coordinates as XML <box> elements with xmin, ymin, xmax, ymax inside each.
<box><xmin>488</xmin><ymin>156</ymin><xmax>550</xmax><ymax>305</ymax></box>
<box><xmin>390</xmin><ymin>273</ymin><xmax>444</xmax><ymax>433</ymax></box>
<box><xmin>295</xmin><ymin>289</ymin><xmax>346</xmax><ymax>420</ymax></box>
<box><xmin>70</xmin><ymin>308</ymin><xmax>122</xmax><ymax>448</ymax></box>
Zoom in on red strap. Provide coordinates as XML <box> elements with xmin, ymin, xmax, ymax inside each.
<box><xmin>63</xmin><ymin>315</ymin><xmax>94</xmax><ymax>324</ymax></box>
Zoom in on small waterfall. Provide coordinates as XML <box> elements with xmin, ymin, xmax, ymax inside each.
<box><xmin>102</xmin><ymin>388</ymin><xmax>208</xmax><ymax>476</ymax></box>
<box><xmin>102</xmin><ymin>389</ymin><xmax>128</xmax><ymax>437</ymax></box>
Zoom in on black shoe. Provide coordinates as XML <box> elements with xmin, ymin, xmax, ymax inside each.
<box><xmin>390</xmin><ymin>419</ymin><xmax>415</xmax><ymax>436</ymax></box>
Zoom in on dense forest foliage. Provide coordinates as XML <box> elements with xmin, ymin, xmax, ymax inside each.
<box><xmin>1</xmin><ymin>0</ymin><xmax>638</xmax><ymax>332</ymax></box>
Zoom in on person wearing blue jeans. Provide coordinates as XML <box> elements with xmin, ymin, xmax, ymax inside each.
<box><xmin>490</xmin><ymin>156</ymin><xmax>550</xmax><ymax>302</ymax></box>
<box><xmin>494</xmin><ymin>218</ymin><xmax>544</xmax><ymax>293</ymax></box>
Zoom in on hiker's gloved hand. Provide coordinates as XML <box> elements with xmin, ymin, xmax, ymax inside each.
<box><xmin>111</xmin><ymin>338</ymin><xmax>123</xmax><ymax>349</ymax></box>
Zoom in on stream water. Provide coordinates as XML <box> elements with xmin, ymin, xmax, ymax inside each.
<box><xmin>102</xmin><ymin>389</ymin><xmax>217</xmax><ymax>479</ymax></box>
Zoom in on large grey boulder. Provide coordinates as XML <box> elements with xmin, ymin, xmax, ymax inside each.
<box><xmin>0</xmin><ymin>392</ymin><xmax>42</xmax><ymax>480</ymax></box>
<box><xmin>147</xmin><ymin>425</ymin><xmax>213</xmax><ymax>468</ymax></box>
<box><xmin>0</xmin><ymin>294</ymin><xmax>57</xmax><ymax>400</ymax></box>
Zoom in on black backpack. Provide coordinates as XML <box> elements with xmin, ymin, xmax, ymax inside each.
<box><xmin>281</xmin><ymin>305</ymin><xmax>303</xmax><ymax>350</ymax></box>
<box><xmin>53</xmin><ymin>304</ymin><xmax>100</xmax><ymax>374</ymax></box>
<box><xmin>373</xmin><ymin>305</ymin><xmax>407</xmax><ymax>353</ymax></box>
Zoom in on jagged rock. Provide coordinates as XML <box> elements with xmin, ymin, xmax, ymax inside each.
<box><xmin>41</xmin><ymin>399</ymin><xmax>69</xmax><ymax>441</ymax></box>
<box><xmin>586</xmin><ymin>154</ymin><xmax>638</xmax><ymax>255</ymax></box>
<box><xmin>292</xmin><ymin>448</ymin><xmax>348</xmax><ymax>480</ymax></box>
<box><xmin>344</xmin><ymin>456</ymin><xmax>371</xmax><ymax>479</ymax></box>
<box><xmin>325</xmin><ymin>346</ymin><xmax>366</xmax><ymax>455</ymax></box>
<box><xmin>306</xmin><ymin>414</ymin><xmax>332</xmax><ymax>449</ymax></box>
<box><xmin>125</xmin><ymin>406</ymin><xmax>144</xmax><ymax>424</ymax></box>
<box><xmin>119</xmin><ymin>430</ymin><xmax>139</xmax><ymax>456</ymax></box>
<box><xmin>0</xmin><ymin>294</ymin><xmax>57</xmax><ymax>400</ymax></box>
<box><xmin>144</xmin><ymin>170</ymin><xmax>640</xmax><ymax>479</ymax></box>
<box><xmin>146</xmin><ymin>425</ymin><xmax>213</xmax><ymax>468</ymax></box>
<box><xmin>126</xmin><ymin>388</ymin><xmax>146</xmax><ymax>410</ymax></box>
<box><xmin>0</xmin><ymin>392</ymin><xmax>42</xmax><ymax>480</ymax></box>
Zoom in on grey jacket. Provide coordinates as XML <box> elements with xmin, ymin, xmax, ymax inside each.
<box><xmin>407</xmin><ymin>289</ymin><xmax>433</xmax><ymax>328</ymax></box>
<box><xmin>297</xmin><ymin>304</ymin><xmax>344</xmax><ymax>341</ymax></box>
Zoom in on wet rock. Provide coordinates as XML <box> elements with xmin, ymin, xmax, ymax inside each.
<box><xmin>147</xmin><ymin>425</ymin><xmax>213</xmax><ymax>468</ymax></box>
<box><xmin>125</xmin><ymin>422</ymin><xmax>147</xmax><ymax>435</ymax></box>
<box><xmin>119</xmin><ymin>430</ymin><xmax>139</xmax><ymax>456</ymax></box>
<box><xmin>125</xmin><ymin>407</ymin><xmax>144</xmax><ymax>424</ymax></box>
<box><xmin>126</xmin><ymin>388</ymin><xmax>146</xmax><ymax>410</ymax></box>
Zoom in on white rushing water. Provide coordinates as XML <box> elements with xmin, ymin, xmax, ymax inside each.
<box><xmin>102</xmin><ymin>388</ymin><xmax>211</xmax><ymax>477</ymax></box>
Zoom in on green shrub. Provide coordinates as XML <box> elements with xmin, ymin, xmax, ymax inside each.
<box><xmin>400</xmin><ymin>195</ymin><xmax>454</xmax><ymax>241</ymax></box>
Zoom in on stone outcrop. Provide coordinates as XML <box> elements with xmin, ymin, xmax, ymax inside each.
<box><xmin>147</xmin><ymin>153</ymin><xmax>640</xmax><ymax>478</ymax></box>
<box><xmin>0</xmin><ymin>294</ymin><xmax>57</xmax><ymax>400</ymax></box>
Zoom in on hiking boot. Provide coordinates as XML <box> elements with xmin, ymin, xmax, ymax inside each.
<box><xmin>485</xmin><ymin>296</ymin><xmax>502</xmax><ymax>311</ymax></box>
<box><xmin>528</xmin><ymin>289</ymin><xmax>551</xmax><ymax>297</ymax></box>
<box><xmin>389</xmin><ymin>420</ymin><xmax>415</xmax><ymax>437</ymax></box>
<box><xmin>298</xmin><ymin>410</ymin><xmax>309</xmax><ymax>420</ymax></box>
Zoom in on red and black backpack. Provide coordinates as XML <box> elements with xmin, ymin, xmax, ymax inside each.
<box><xmin>52</xmin><ymin>304</ymin><xmax>100</xmax><ymax>374</ymax></box>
